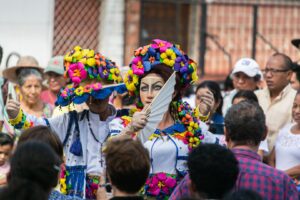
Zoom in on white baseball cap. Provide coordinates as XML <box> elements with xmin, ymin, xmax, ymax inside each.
<box><xmin>231</xmin><ymin>58</ymin><xmax>263</xmax><ymax>80</ymax></box>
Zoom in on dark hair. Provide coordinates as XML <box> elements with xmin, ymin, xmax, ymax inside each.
<box><xmin>19</xmin><ymin>126</ymin><xmax>63</xmax><ymax>160</ymax></box>
<box><xmin>272</xmin><ymin>53</ymin><xmax>293</xmax><ymax>70</ymax></box>
<box><xmin>139</xmin><ymin>63</ymin><xmax>182</xmax><ymax>101</ymax></box>
<box><xmin>188</xmin><ymin>144</ymin><xmax>239</xmax><ymax>199</ymax></box>
<box><xmin>222</xmin><ymin>189</ymin><xmax>263</xmax><ymax>200</ymax></box>
<box><xmin>225</xmin><ymin>101</ymin><xmax>266</xmax><ymax>146</ymax></box>
<box><xmin>0</xmin><ymin>141</ymin><xmax>61</xmax><ymax>200</ymax></box>
<box><xmin>224</xmin><ymin>74</ymin><xmax>234</xmax><ymax>91</ymax></box>
<box><xmin>0</xmin><ymin>132</ymin><xmax>14</xmax><ymax>146</ymax></box>
<box><xmin>232</xmin><ymin>90</ymin><xmax>258</xmax><ymax>104</ymax></box>
<box><xmin>196</xmin><ymin>81</ymin><xmax>223</xmax><ymax>115</ymax></box>
<box><xmin>105</xmin><ymin>138</ymin><xmax>150</xmax><ymax>194</ymax></box>
<box><xmin>291</xmin><ymin>62</ymin><xmax>300</xmax><ymax>82</ymax></box>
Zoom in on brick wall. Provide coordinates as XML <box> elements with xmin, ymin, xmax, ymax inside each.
<box><xmin>124</xmin><ymin>0</ymin><xmax>141</xmax><ymax>66</ymax></box>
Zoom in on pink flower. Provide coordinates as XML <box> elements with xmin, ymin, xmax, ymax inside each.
<box><xmin>146</xmin><ymin>173</ymin><xmax>177</xmax><ymax>196</ymax></box>
<box><xmin>61</xmin><ymin>89</ymin><xmax>68</xmax><ymax>98</ymax></box>
<box><xmin>131</xmin><ymin>56</ymin><xmax>144</xmax><ymax>75</ymax></box>
<box><xmin>91</xmin><ymin>83</ymin><xmax>102</xmax><ymax>91</ymax></box>
<box><xmin>151</xmin><ymin>39</ymin><xmax>172</xmax><ymax>53</ymax></box>
<box><xmin>67</xmin><ymin>62</ymin><xmax>87</xmax><ymax>86</ymax></box>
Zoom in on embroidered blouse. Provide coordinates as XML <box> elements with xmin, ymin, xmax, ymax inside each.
<box><xmin>10</xmin><ymin>105</ymin><xmax>116</xmax><ymax>198</ymax></box>
<box><xmin>108</xmin><ymin>101</ymin><xmax>219</xmax><ymax>199</ymax></box>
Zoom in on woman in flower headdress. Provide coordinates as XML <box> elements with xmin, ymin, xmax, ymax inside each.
<box><xmin>5</xmin><ymin>46</ymin><xmax>126</xmax><ymax>199</ymax></box>
<box><xmin>109</xmin><ymin>39</ymin><xmax>218</xmax><ymax>199</ymax></box>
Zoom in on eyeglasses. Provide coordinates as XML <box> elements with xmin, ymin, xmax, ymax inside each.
<box><xmin>262</xmin><ymin>68</ymin><xmax>290</xmax><ymax>75</ymax></box>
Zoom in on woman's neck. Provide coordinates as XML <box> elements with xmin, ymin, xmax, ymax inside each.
<box><xmin>291</xmin><ymin>123</ymin><xmax>300</xmax><ymax>134</ymax></box>
<box><xmin>157</xmin><ymin>110</ymin><xmax>174</xmax><ymax>130</ymax></box>
<box><xmin>21</xmin><ymin>100</ymin><xmax>44</xmax><ymax>116</ymax></box>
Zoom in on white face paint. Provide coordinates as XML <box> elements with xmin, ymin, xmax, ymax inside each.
<box><xmin>139</xmin><ymin>73</ymin><xmax>165</xmax><ymax>107</ymax></box>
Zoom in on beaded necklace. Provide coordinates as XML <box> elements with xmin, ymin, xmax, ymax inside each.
<box><xmin>86</xmin><ymin>109</ymin><xmax>111</xmax><ymax>167</ymax></box>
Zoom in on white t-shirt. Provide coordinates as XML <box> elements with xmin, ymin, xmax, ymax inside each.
<box><xmin>275</xmin><ymin>123</ymin><xmax>300</xmax><ymax>171</ymax></box>
<box><xmin>259</xmin><ymin>139</ymin><xmax>269</xmax><ymax>154</ymax></box>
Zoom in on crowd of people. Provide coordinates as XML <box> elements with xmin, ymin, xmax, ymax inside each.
<box><xmin>0</xmin><ymin>38</ymin><xmax>299</xmax><ymax>200</ymax></box>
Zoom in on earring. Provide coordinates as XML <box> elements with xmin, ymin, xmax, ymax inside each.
<box><xmin>89</xmin><ymin>97</ymin><xmax>92</xmax><ymax>105</ymax></box>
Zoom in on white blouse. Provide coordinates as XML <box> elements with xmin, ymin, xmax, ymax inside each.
<box><xmin>109</xmin><ymin>117</ymin><xmax>219</xmax><ymax>174</ymax></box>
<box><xmin>275</xmin><ymin>123</ymin><xmax>300</xmax><ymax>171</ymax></box>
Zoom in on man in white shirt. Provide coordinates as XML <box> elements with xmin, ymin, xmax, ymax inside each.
<box><xmin>256</xmin><ymin>53</ymin><xmax>296</xmax><ymax>152</ymax></box>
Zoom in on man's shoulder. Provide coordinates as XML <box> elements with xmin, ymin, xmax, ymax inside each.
<box><xmin>239</xmin><ymin>157</ymin><xmax>291</xmax><ymax>181</ymax></box>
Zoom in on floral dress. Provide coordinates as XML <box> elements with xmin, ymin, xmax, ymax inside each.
<box><xmin>109</xmin><ymin>101</ymin><xmax>219</xmax><ymax>200</ymax></box>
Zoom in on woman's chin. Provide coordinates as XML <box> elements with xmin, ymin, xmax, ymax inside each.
<box><xmin>25</xmin><ymin>100</ymin><xmax>38</xmax><ymax>106</ymax></box>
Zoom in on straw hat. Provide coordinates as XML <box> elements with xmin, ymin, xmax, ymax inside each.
<box><xmin>2</xmin><ymin>56</ymin><xmax>44</xmax><ymax>84</ymax></box>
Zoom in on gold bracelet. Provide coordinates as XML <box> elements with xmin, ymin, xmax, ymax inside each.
<box><xmin>199</xmin><ymin>112</ymin><xmax>210</xmax><ymax>122</ymax></box>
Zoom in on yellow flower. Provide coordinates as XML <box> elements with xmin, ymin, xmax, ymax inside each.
<box><xmin>192</xmin><ymin>71</ymin><xmax>198</xmax><ymax>82</ymax></box>
<box><xmin>189</xmin><ymin>121</ymin><xmax>199</xmax><ymax>129</ymax></box>
<box><xmin>87</xmin><ymin>49</ymin><xmax>95</xmax><ymax>57</ymax></box>
<box><xmin>60</xmin><ymin>178</ymin><xmax>67</xmax><ymax>194</ymax></box>
<box><xmin>124</xmin><ymin>70</ymin><xmax>138</xmax><ymax>92</ymax></box>
<box><xmin>74</xmin><ymin>46</ymin><xmax>82</xmax><ymax>51</ymax></box>
<box><xmin>160</xmin><ymin>49</ymin><xmax>176</xmax><ymax>67</ymax></box>
<box><xmin>110</xmin><ymin>68</ymin><xmax>122</xmax><ymax>82</ymax></box>
<box><xmin>86</xmin><ymin>58</ymin><xmax>96</xmax><ymax>67</ymax></box>
<box><xmin>64</xmin><ymin>53</ymin><xmax>73</xmax><ymax>62</ymax></box>
<box><xmin>74</xmin><ymin>86</ymin><xmax>84</xmax><ymax>96</ymax></box>
<box><xmin>149</xmin><ymin>134</ymin><xmax>159</xmax><ymax>141</ymax></box>
<box><xmin>190</xmin><ymin>62</ymin><xmax>198</xmax><ymax>82</ymax></box>
<box><xmin>23</xmin><ymin>120</ymin><xmax>32</xmax><ymax>129</ymax></box>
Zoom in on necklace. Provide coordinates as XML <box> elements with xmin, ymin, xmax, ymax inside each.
<box><xmin>86</xmin><ymin>110</ymin><xmax>110</xmax><ymax>167</ymax></box>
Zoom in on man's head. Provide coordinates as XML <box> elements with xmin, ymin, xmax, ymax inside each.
<box><xmin>188</xmin><ymin>144</ymin><xmax>239</xmax><ymax>199</ymax></box>
<box><xmin>231</xmin><ymin>58</ymin><xmax>262</xmax><ymax>91</ymax></box>
<box><xmin>105</xmin><ymin>138</ymin><xmax>150</xmax><ymax>194</ymax></box>
<box><xmin>225</xmin><ymin>101</ymin><xmax>267</xmax><ymax>148</ymax></box>
<box><xmin>18</xmin><ymin>126</ymin><xmax>63</xmax><ymax>161</ymax></box>
<box><xmin>264</xmin><ymin>53</ymin><xmax>292</xmax><ymax>94</ymax></box>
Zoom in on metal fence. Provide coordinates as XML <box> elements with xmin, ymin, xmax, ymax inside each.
<box><xmin>52</xmin><ymin>0</ymin><xmax>101</xmax><ymax>56</ymax></box>
<box><xmin>139</xmin><ymin>0</ymin><xmax>300</xmax><ymax>80</ymax></box>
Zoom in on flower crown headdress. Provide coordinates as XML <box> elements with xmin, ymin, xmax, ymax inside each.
<box><xmin>56</xmin><ymin>46</ymin><xmax>126</xmax><ymax>106</ymax></box>
<box><xmin>124</xmin><ymin>39</ymin><xmax>198</xmax><ymax>97</ymax></box>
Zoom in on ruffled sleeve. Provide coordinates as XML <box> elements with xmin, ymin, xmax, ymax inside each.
<box><xmin>108</xmin><ymin>116</ymin><xmax>131</xmax><ymax>137</ymax></box>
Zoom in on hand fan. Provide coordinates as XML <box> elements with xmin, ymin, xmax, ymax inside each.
<box><xmin>138</xmin><ymin>72</ymin><xmax>176</xmax><ymax>143</ymax></box>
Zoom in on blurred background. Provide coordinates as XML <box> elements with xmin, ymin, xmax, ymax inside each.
<box><xmin>0</xmin><ymin>0</ymin><xmax>299</xmax><ymax>81</ymax></box>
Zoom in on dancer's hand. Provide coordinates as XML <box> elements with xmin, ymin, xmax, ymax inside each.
<box><xmin>198</xmin><ymin>90</ymin><xmax>215</xmax><ymax>116</ymax></box>
<box><xmin>127</xmin><ymin>109</ymin><xmax>150</xmax><ymax>132</ymax></box>
<box><xmin>6</xmin><ymin>94</ymin><xmax>21</xmax><ymax>119</ymax></box>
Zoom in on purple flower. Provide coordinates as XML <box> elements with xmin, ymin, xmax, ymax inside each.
<box><xmin>174</xmin><ymin>55</ymin><xmax>189</xmax><ymax>74</ymax></box>
<box><xmin>98</xmin><ymin>66</ymin><xmax>109</xmax><ymax>79</ymax></box>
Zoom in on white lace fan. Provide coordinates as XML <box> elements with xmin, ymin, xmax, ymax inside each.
<box><xmin>138</xmin><ymin>72</ymin><xmax>176</xmax><ymax>143</ymax></box>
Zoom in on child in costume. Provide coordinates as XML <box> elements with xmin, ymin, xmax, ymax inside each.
<box><xmin>5</xmin><ymin>46</ymin><xmax>126</xmax><ymax>199</ymax></box>
<box><xmin>109</xmin><ymin>39</ymin><xmax>219</xmax><ymax>200</ymax></box>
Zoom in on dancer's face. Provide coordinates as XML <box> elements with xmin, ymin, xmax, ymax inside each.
<box><xmin>139</xmin><ymin>73</ymin><xmax>165</xmax><ymax>107</ymax></box>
